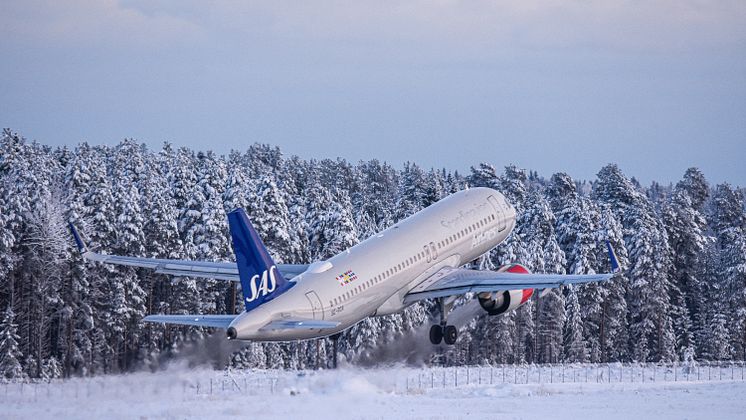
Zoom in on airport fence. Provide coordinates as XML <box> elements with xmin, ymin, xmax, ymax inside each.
<box><xmin>398</xmin><ymin>361</ymin><xmax>746</xmax><ymax>392</ymax></box>
<box><xmin>1</xmin><ymin>361</ymin><xmax>744</xmax><ymax>402</ymax></box>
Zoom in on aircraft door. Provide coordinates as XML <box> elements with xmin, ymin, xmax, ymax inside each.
<box><xmin>488</xmin><ymin>195</ymin><xmax>507</xmax><ymax>232</ymax></box>
<box><xmin>429</xmin><ymin>242</ymin><xmax>438</xmax><ymax>260</ymax></box>
<box><xmin>424</xmin><ymin>245</ymin><xmax>431</xmax><ymax>263</ymax></box>
<box><xmin>305</xmin><ymin>291</ymin><xmax>324</xmax><ymax>320</ymax></box>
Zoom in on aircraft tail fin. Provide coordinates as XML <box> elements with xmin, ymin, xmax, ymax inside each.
<box><xmin>227</xmin><ymin>208</ymin><xmax>293</xmax><ymax>312</ymax></box>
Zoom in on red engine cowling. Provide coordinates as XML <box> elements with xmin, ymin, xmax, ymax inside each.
<box><xmin>477</xmin><ymin>263</ymin><xmax>534</xmax><ymax>316</ymax></box>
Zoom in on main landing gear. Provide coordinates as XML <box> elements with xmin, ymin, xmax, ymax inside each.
<box><xmin>429</xmin><ymin>297</ymin><xmax>458</xmax><ymax>345</ymax></box>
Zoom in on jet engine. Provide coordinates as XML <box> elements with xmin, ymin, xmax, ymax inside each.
<box><xmin>477</xmin><ymin>263</ymin><xmax>534</xmax><ymax>316</ymax></box>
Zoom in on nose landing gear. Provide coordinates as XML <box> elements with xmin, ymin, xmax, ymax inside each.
<box><xmin>429</xmin><ymin>297</ymin><xmax>458</xmax><ymax>345</ymax></box>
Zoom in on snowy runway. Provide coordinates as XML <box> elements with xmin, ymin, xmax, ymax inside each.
<box><xmin>3</xmin><ymin>365</ymin><xmax>745</xmax><ymax>419</ymax></box>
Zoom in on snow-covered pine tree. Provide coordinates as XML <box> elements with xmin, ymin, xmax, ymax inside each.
<box><xmin>707</xmin><ymin>183</ymin><xmax>746</xmax><ymax>359</ymax></box>
<box><xmin>277</xmin><ymin>157</ymin><xmax>309</xmax><ymax>264</ymax></box>
<box><xmin>593</xmin><ymin>164</ymin><xmax>676</xmax><ymax>362</ymax></box>
<box><xmin>466</xmin><ymin>163</ymin><xmax>500</xmax><ymax>190</ymax></box>
<box><xmin>422</xmin><ymin>168</ymin><xmax>447</xmax><ymax>207</ymax></box>
<box><xmin>40</xmin><ymin>356</ymin><xmax>62</xmax><ymax>380</ymax></box>
<box><xmin>537</xmin><ymin>289</ymin><xmax>565</xmax><ymax>363</ymax></box>
<box><xmin>563</xmin><ymin>285</ymin><xmax>588</xmax><ymax>362</ymax></box>
<box><xmin>139</xmin><ymin>147</ymin><xmax>184</xmax><ymax>360</ymax></box>
<box><xmin>312</xmin><ymin>188</ymin><xmax>358</xmax><ymax>259</ymax></box>
<box><xmin>514</xmin><ymin>189</ymin><xmax>567</xmax><ymax>363</ymax></box>
<box><xmin>0</xmin><ymin>305</ymin><xmax>25</xmax><ymax>380</ymax></box>
<box><xmin>660</xmin><ymin>168</ymin><xmax>711</xmax><ymax>358</ymax></box>
<box><xmin>357</xmin><ymin>159</ymin><xmax>398</xmax><ymax>230</ymax></box>
<box><xmin>60</xmin><ymin>142</ymin><xmax>98</xmax><ymax>376</ymax></box>
<box><xmin>547</xmin><ymin>173</ymin><xmax>606</xmax><ymax>360</ymax></box>
<box><xmin>596</xmin><ymin>208</ymin><xmax>630</xmax><ymax>362</ymax></box>
<box><xmin>394</xmin><ymin>161</ymin><xmax>427</xmax><ymax>222</ymax></box>
<box><xmin>192</xmin><ymin>151</ymin><xmax>230</xmax><ymax>314</ymax></box>
<box><xmin>251</xmin><ymin>174</ymin><xmax>293</xmax><ymax>263</ymax></box>
<box><xmin>107</xmin><ymin>140</ymin><xmax>148</xmax><ymax>371</ymax></box>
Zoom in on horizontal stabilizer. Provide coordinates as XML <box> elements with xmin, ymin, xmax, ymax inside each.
<box><xmin>259</xmin><ymin>319</ymin><xmax>340</xmax><ymax>332</ymax></box>
<box><xmin>143</xmin><ymin>314</ymin><xmax>237</xmax><ymax>329</ymax></box>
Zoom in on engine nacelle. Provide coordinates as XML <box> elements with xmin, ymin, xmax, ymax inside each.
<box><xmin>477</xmin><ymin>263</ymin><xmax>534</xmax><ymax>316</ymax></box>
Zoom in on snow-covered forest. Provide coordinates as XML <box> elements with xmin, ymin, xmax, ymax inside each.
<box><xmin>0</xmin><ymin>128</ymin><xmax>744</xmax><ymax>379</ymax></box>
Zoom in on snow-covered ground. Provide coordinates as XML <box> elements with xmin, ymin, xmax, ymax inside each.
<box><xmin>3</xmin><ymin>365</ymin><xmax>745</xmax><ymax>419</ymax></box>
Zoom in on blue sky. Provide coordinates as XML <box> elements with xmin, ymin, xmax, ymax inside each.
<box><xmin>1</xmin><ymin>1</ymin><xmax>744</xmax><ymax>185</ymax></box>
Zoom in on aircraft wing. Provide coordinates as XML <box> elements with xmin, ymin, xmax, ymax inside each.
<box><xmin>143</xmin><ymin>314</ymin><xmax>237</xmax><ymax>329</ymax></box>
<box><xmin>404</xmin><ymin>268</ymin><xmax>613</xmax><ymax>304</ymax></box>
<box><xmin>404</xmin><ymin>241</ymin><xmax>620</xmax><ymax>304</ymax></box>
<box><xmin>68</xmin><ymin>223</ymin><xmax>308</xmax><ymax>280</ymax></box>
<box><xmin>259</xmin><ymin>319</ymin><xmax>341</xmax><ymax>332</ymax></box>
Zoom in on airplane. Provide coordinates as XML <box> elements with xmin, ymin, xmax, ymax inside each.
<box><xmin>69</xmin><ymin>187</ymin><xmax>620</xmax><ymax>345</ymax></box>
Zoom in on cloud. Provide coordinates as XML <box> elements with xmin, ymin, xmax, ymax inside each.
<box><xmin>1</xmin><ymin>0</ymin><xmax>205</xmax><ymax>49</ymax></box>
<box><xmin>3</xmin><ymin>1</ymin><xmax>744</xmax><ymax>54</ymax></box>
<box><xmin>114</xmin><ymin>0</ymin><xmax>746</xmax><ymax>53</ymax></box>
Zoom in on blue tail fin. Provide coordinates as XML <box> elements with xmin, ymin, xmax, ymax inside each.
<box><xmin>227</xmin><ymin>209</ymin><xmax>293</xmax><ymax>312</ymax></box>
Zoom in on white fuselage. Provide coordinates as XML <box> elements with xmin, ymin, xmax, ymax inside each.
<box><xmin>228</xmin><ymin>187</ymin><xmax>516</xmax><ymax>341</ymax></box>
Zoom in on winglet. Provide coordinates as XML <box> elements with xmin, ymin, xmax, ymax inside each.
<box><xmin>605</xmin><ymin>240</ymin><xmax>620</xmax><ymax>273</ymax></box>
<box><xmin>69</xmin><ymin>222</ymin><xmax>87</xmax><ymax>253</ymax></box>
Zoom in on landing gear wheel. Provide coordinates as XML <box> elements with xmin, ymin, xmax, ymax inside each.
<box><xmin>443</xmin><ymin>325</ymin><xmax>458</xmax><ymax>345</ymax></box>
<box><xmin>429</xmin><ymin>325</ymin><xmax>443</xmax><ymax>345</ymax></box>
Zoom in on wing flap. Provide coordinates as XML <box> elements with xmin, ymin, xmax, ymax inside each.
<box><xmin>258</xmin><ymin>319</ymin><xmax>340</xmax><ymax>332</ymax></box>
<box><xmin>142</xmin><ymin>314</ymin><xmax>237</xmax><ymax>329</ymax></box>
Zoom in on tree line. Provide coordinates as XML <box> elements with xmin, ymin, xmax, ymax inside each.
<box><xmin>0</xmin><ymin>128</ymin><xmax>744</xmax><ymax>379</ymax></box>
